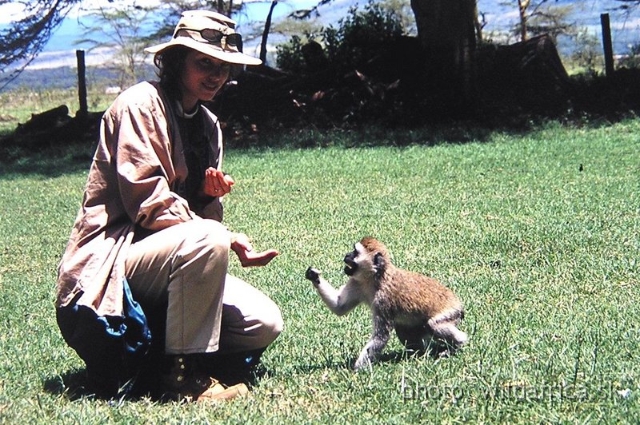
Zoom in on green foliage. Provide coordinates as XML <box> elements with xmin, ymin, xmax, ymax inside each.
<box><xmin>569</xmin><ymin>28</ymin><xmax>604</xmax><ymax>74</ymax></box>
<box><xmin>276</xmin><ymin>1</ymin><xmax>404</xmax><ymax>73</ymax></box>
<box><xmin>324</xmin><ymin>3</ymin><xmax>404</xmax><ymax>68</ymax></box>
<box><xmin>1</xmin><ymin>120</ymin><xmax>639</xmax><ymax>423</ymax></box>
<box><xmin>275</xmin><ymin>34</ymin><xmax>308</xmax><ymax>74</ymax></box>
<box><xmin>379</xmin><ymin>0</ymin><xmax>416</xmax><ymax>35</ymax></box>
<box><xmin>618</xmin><ymin>42</ymin><xmax>640</xmax><ymax>68</ymax></box>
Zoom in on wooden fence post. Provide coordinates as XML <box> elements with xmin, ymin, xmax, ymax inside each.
<box><xmin>600</xmin><ymin>13</ymin><xmax>614</xmax><ymax>77</ymax></box>
<box><xmin>76</xmin><ymin>50</ymin><xmax>88</xmax><ymax>119</ymax></box>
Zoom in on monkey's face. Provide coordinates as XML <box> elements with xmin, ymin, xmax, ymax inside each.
<box><xmin>344</xmin><ymin>242</ymin><xmax>379</xmax><ymax>279</ymax></box>
<box><xmin>344</xmin><ymin>240</ymin><xmax>387</xmax><ymax>280</ymax></box>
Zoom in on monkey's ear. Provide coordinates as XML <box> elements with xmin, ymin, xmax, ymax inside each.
<box><xmin>373</xmin><ymin>252</ymin><xmax>385</xmax><ymax>278</ymax></box>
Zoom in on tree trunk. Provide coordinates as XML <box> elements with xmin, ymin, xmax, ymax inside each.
<box><xmin>410</xmin><ymin>0</ymin><xmax>478</xmax><ymax>113</ymax></box>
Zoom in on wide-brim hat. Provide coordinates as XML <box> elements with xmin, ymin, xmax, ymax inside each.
<box><xmin>145</xmin><ymin>10</ymin><xmax>261</xmax><ymax>66</ymax></box>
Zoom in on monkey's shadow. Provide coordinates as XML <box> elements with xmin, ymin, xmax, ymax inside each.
<box><xmin>294</xmin><ymin>346</ymin><xmax>447</xmax><ymax>374</ymax></box>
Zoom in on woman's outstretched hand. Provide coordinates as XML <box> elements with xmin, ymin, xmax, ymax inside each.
<box><xmin>231</xmin><ymin>233</ymin><xmax>279</xmax><ymax>267</ymax></box>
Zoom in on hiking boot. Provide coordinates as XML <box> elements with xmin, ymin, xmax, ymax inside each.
<box><xmin>199</xmin><ymin>348</ymin><xmax>268</xmax><ymax>387</ymax></box>
<box><xmin>197</xmin><ymin>380</ymin><xmax>249</xmax><ymax>401</ymax></box>
<box><xmin>161</xmin><ymin>355</ymin><xmax>249</xmax><ymax>402</ymax></box>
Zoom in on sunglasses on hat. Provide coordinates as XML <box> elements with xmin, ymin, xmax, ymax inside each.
<box><xmin>176</xmin><ymin>28</ymin><xmax>242</xmax><ymax>49</ymax></box>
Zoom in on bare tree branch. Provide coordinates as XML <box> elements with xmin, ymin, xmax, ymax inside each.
<box><xmin>0</xmin><ymin>0</ymin><xmax>82</xmax><ymax>90</ymax></box>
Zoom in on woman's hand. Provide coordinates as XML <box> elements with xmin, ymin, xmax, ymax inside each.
<box><xmin>231</xmin><ymin>233</ymin><xmax>279</xmax><ymax>267</ymax></box>
<box><xmin>202</xmin><ymin>168</ymin><xmax>235</xmax><ymax>198</ymax></box>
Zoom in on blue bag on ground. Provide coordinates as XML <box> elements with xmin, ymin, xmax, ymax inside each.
<box><xmin>56</xmin><ymin>278</ymin><xmax>152</xmax><ymax>398</ymax></box>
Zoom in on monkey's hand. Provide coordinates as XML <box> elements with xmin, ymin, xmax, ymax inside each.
<box><xmin>305</xmin><ymin>267</ymin><xmax>322</xmax><ymax>286</ymax></box>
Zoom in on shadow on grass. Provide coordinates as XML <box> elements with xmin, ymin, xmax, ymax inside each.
<box><xmin>43</xmin><ymin>367</ymin><xmax>164</xmax><ymax>402</ymax></box>
<box><xmin>0</xmin><ymin>124</ymin><xmax>492</xmax><ymax>179</ymax></box>
<box><xmin>4</xmin><ymin>111</ymin><xmax>629</xmax><ymax>178</ymax></box>
<box><xmin>2</xmin><ymin>112</ymin><xmax>631</xmax><ymax>178</ymax></box>
<box><xmin>44</xmin><ymin>345</ymin><xmax>456</xmax><ymax>403</ymax></box>
<box><xmin>44</xmin><ymin>352</ymin><xmax>427</xmax><ymax>401</ymax></box>
<box><xmin>43</xmin><ymin>369</ymin><xmax>164</xmax><ymax>402</ymax></box>
<box><xmin>0</xmin><ymin>141</ymin><xmax>96</xmax><ymax>178</ymax></box>
<box><xmin>43</xmin><ymin>368</ymin><xmax>98</xmax><ymax>401</ymax></box>
<box><xmin>43</xmin><ymin>361</ymin><xmax>275</xmax><ymax>402</ymax></box>
<box><xmin>293</xmin><ymin>345</ymin><xmax>453</xmax><ymax>374</ymax></box>
<box><xmin>0</xmin><ymin>119</ymin><xmax>551</xmax><ymax>178</ymax></box>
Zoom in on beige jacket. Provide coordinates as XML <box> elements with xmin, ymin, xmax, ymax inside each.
<box><xmin>56</xmin><ymin>81</ymin><xmax>224</xmax><ymax>317</ymax></box>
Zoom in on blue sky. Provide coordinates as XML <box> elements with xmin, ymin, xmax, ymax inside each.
<box><xmin>2</xmin><ymin>0</ymin><xmax>639</xmax><ymax>69</ymax></box>
<box><xmin>37</xmin><ymin>0</ymin><xmax>640</xmax><ymax>51</ymax></box>
<box><xmin>41</xmin><ymin>0</ymin><xmax>321</xmax><ymax>52</ymax></box>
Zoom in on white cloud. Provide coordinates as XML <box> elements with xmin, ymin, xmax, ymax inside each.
<box><xmin>0</xmin><ymin>0</ymin><xmax>165</xmax><ymax>24</ymax></box>
<box><xmin>70</xmin><ymin>0</ymin><xmax>166</xmax><ymax>19</ymax></box>
<box><xmin>0</xmin><ymin>3</ymin><xmax>27</xmax><ymax>24</ymax></box>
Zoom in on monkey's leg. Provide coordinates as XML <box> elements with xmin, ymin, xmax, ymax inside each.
<box><xmin>354</xmin><ymin>314</ymin><xmax>392</xmax><ymax>371</ymax></box>
<box><xmin>395</xmin><ymin>324</ymin><xmax>431</xmax><ymax>352</ymax></box>
<box><xmin>430</xmin><ymin>321</ymin><xmax>468</xmax><ymax>349</ymax></box>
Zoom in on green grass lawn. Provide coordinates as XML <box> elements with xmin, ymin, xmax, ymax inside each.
<box><xmin>0</xmin><ymin>120</ymin><xmax>638</xmax><ymax>423</ymax></box>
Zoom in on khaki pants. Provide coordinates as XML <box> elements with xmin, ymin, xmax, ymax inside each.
<box><xmin>124</xmin><ymin>219</ymin><xmax>282</xmax><ymax>355</ymax></box>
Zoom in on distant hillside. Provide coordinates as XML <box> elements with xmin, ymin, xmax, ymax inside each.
<box><xmin>4</xmin><ymin>64</ymin><xmax>156</xmax><ymax>92</ymax></box>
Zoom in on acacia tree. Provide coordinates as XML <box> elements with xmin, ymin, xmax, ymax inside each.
<box><xmin>76</xmin><ymin>4</ymin><xmax>157</xmax><ymax>90</ymax></box>
<box><xmin>616</xmin><ymin>0</ymin><xmax>640</xmax><ymax>9</ymax></box>
<box><xmin>0</xmin><ymin>0</ymin><xmax>81</xmax><ymax>89</ymax></box>
<box><xmin>513</xmin><ymin>0</ymin><xmax>574</xmax><ymax>43</ymax></box>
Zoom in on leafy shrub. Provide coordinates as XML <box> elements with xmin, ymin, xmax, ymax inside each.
<box><xmin>276</xmin><ymin>1</ymin><xmax>404</xmax><ymax>73</ymax></box>
<box><xmin>569</xmin><ymin>28</ymin><xmax>603</xmax><ymax>74</ymax></box>
<box><xmin>618</xmin><ymin>43</ymin><xmax>640</xmax><ymax>69</ymax></box>
<box><xmin>275</xmin><ymin>34</ymin><xmax>308</xmax><ymax>74</ymax></box>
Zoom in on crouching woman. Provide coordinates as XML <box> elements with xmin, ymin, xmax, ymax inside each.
<box><xmin>55</xmin><ymin>10</ymin><xmax>282</xmax><ymax>402</ymax></box>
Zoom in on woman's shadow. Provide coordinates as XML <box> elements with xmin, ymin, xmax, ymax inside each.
<box><xmin>43</xmin><ymin>369</ymin><xmax>98</xmax><ymax>401</ymax></box>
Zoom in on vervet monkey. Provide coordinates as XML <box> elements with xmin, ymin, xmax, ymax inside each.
<box><xmin>305</xmin><ymin>237</ymin><xmax>467</xmax><ymax>370</ymax></box>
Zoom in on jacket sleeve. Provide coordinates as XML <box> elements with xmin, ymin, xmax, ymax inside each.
<box><xmin>196</xmin><ymin>107</ymin><xmax>224</xmax><ymax>222</ymax></box>
<box><xmin>104</xmin><ymin>99</ymin><xmax>196</xmax><ymax>231</ymax></box>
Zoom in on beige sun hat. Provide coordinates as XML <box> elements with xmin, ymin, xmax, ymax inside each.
<box><xmin>145</xmin><ymin>10</ymin><xmax>261</xmax><ymax>66</ymax></box>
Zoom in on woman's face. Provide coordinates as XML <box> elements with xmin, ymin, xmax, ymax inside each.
<box><xmin>180</xmin><ymin>50</ymin><xmax>231</xmax><ymax>111</ymax></box>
